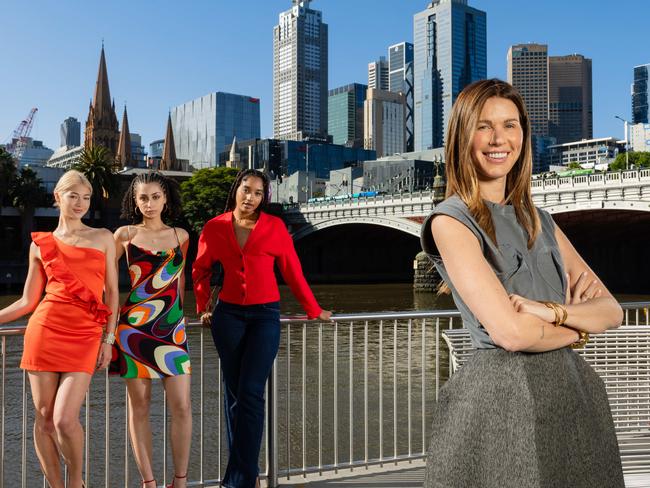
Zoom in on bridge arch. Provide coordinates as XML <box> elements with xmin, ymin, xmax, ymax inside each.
<box><xmin>291</xmin><ymin>220</ymin><xmax>422</xmax><ymax>284</ymax></box>
<box><xmin>290</xmin><ymin>216</ymin><xmax>421</xmax><ymax>241</ymax></box>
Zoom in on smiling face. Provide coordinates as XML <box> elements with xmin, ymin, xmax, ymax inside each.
<box><xmin>235</xmin><ymin>175</ymin><xmax>264</xmax><ymax>215</ymax></box>
<box><xmin>134</xmin><ymin>182</ymin><xmax>167</xmax><ymax>221</ymax></box>
<box><xmin>55</xmin><ymin>183</ymin><xmax>91</xmax><ymax>219</ymax></box>
<box><xmin>471</xmin><ymin>96</ymin><xmax>523</xmax><ymax>185</ymax></box>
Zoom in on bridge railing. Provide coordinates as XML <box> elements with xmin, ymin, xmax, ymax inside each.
<box><xmin>285</xmin><ymin>170</ymin><xmax>650</xmax><ymax>211</ymax></box>
<box><xmin>531</xmin><ymin>168</ymin><xmax>650</xmax><ymax>190</ymax></box>
<box><xmin>1</xmin><ymin>303</ymin><xmax>649</xmax><ymax>487</ymax></box>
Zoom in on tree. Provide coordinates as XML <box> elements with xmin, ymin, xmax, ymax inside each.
<box><xmin>567</xmin><ymin>162</ymin><xmax>582</xmax><ymax>169</ymax></box>
<box><xmin>0</xmin><ymin>147</ymin><xmax>17</xmax><ymax>210</ymax></box>
<box><xmin>609</xmin><ymin>151</ymin><xmax>650</xmax><ymax>171</ymax></box>
<box><xmin>180</xmin><ymin>167</ymin><xmax>239</xmax><ymax>233</ymax></box>
<box><xmin>73</xmin><ymin>146</ymin><xmax>119</xmax><ymax>225</ymax></box>
<box><xmin>10</xmin><ymin>167</ymin><xmax>47</xmax><ymax>254</ymax></box>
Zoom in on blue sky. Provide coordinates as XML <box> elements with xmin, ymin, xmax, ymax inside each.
<box><xmin>1</xmin><ymin>0</ymin><xmax>648</xmax><ymax>152</ymax></box>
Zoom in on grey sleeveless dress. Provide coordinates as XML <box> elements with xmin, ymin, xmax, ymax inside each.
<box><xmin>420</xmin><ymin>195</ymin><xmax>624</xmax><ymax>488</ymax></box>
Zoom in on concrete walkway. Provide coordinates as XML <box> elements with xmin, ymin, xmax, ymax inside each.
<box><xmin>272</xmin><ymin>463</ymin><xmax>650</xmax><ymax>488</ymax></box>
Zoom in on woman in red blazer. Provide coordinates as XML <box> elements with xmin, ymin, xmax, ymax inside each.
<box><xmin>193</xmin><ymin>169</ymin><xmax>331</xmax><ymax>488</ymax></box>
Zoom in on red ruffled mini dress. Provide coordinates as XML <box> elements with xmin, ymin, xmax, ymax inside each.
<box><xmin>20</xmin><ymin>232</ymin><xmax>112</xmax><ymax>374</ymax></box>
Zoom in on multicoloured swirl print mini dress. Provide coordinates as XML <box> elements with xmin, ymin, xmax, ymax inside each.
<box><xmin>111</xmin><ymin>230</ymin><xmax>191</xmax><ymax>378</ymax></box>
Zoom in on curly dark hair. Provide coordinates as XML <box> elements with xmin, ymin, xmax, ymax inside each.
<box><xmin>224</xmin><ymin>169</ymin><xmax>271</xmax><ymax>213</ymax></box>
<box><xmin>120</xmin><ymin>171</ymin><xmax>182</xmax><ymax>223</ymax></box>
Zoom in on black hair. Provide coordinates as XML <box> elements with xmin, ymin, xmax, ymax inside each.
<box><xmin>120</xmin><ymin>171</ymin><xmax>182</xmax><ymax>223</ymax></box>
<box><xmin>224</xmin><ymin>169</ymin><xmax>271</xmax><ymax>213</ymax></box>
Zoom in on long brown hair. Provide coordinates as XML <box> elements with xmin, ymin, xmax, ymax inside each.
<box><xmin>224</xmin><ymin>169</ymin><xmax>271</xmax><ymax>213</ymax></box>
<box><xmin>445</xmin><ymin>78</ymin><xmax>540</xmax><ymax>248</ymax></box>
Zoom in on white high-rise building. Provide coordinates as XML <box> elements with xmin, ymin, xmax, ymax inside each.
<box><xmin>364</xmin><ymin>88</ymin><xmax>406</xmax><ymax>158</ymax></box>
<box><xmin>368</xmin><ymin>57</ymin><xmax>389</xmax><ymax>90</ymax></box>
<box><xmin>273</xmin><ymin>0</ymin><xmax>329</xmax><ymax>141</ymax></box>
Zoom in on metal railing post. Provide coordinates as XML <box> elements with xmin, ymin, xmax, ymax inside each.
<box><xmin>266</xmin><ymin>362</ymin><xmax>279</xmax><ymax>488</ymax></box>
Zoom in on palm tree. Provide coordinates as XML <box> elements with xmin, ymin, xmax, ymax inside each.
<box><xmin>73</xmin><ymin>146</ymin><xmax>119</xmax><ymax>226</ymax></box>
<box><xmin>10</xmin><ymin>167</ymin><xmax>47</xmax><ymax>255</ymax></box>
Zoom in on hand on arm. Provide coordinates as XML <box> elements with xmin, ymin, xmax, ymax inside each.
<box><xmin>97</xmin><ymin>230</ymin><xmax>119</xmax><ymax>370</ymax></box>
<box><xmin>553</xmin><ymin>225</ymin><xmax>622</xmax><ymax>333</ymax></box>
<box><xmin>0</xmin><ymin>243</ymin><xmax>46</xmax><ymax>324</ymax></box>
<box><xmin>431</xmin><ymin>216</ymin><xmax>578</xmax><ymax>353</ymax></box>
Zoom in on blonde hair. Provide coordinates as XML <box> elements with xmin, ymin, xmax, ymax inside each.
<box><xmin>53</xmin><ymin>170</ymin><xmax>92</xmax><ymax>207</ymax></box>
<box><xmin>445</xmin><ymin>78</ymin><xmax>540</xmax><ymax>248</ymax></box>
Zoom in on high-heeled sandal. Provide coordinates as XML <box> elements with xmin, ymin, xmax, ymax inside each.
<box><xmin>166</xmin><ymin>473</ymin><xmax>187</xmax><ymax>488</ymax></box>
<box><xmin>142</xmin><ymin>479</ymin><xmax>156</xmax><ymax>487</ymax></box>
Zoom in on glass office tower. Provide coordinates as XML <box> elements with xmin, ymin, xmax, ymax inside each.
<box><xmin>413</xmin><ymin>0</ymin><xmax>486</xmax><ymax>150</ymax></box>
<box><xmin>171</xmin><ymin>92</ymin><xmax>261</xmax><ymax>169</ymax></box>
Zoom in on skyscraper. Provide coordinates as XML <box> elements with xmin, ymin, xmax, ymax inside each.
<box><xmin>413</xmin><ymin>0</ymin><xmax>487</xmax><ymax>151</ymax></box>
<box><xmin>507</xmin><ymin>44</ymin><xmax>549</xmax><ymax>137</ymax></box>
<box><xmin>172</xmin><ymin>92</ymin><xmax>261</xmax><ymax>169</ymax></box>
<box><xmin>60</xmin><ymin>117</ymin><xmax>81</xmax><ymax>147</ymax></box>
<box><xmin>368</xmin><ymin>57</ymin><xmax>389</xmax><ymax>90</ymax></box>
<box><xmin>328</xmin><ymin>83</ymin><xmax>367</xmax><ymax>147</ymax></box>
<box><xmin>273</xmin><ymin>0</ymin><xmax>328</xmax><ymax>141</ymax></box>
<box><xmin>632</xmin><ymin>64</ymin><xmax>649</xmax><ymax>124</ymax></box>
<box><xmin>388</xmin><ymin>42</ymin><xmax>414</xmax><ymax>151</ymax></box>
<box><xmin>364</xmin><ymin>88</ymin><xmax>406</xmax><ymax>158</ymax></box>
<box><xmin>548</xmin><ymin>54</ymin><xmax>593</xmax><ymax>144</ymax></box>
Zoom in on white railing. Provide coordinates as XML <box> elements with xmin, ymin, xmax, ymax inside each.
<box><xmin>1</xmin><ymin>303</ymin><xmax>648</xmax><ymax>487</ymax></box>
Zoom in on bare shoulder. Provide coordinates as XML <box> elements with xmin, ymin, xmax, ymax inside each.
<box><xmin>87</xmin><ymin>227</ymin><xmax>115</xmax><ymax>249</ymax></box>
<box><xmin>29</xmin><ymin>241</ymin><xmax>41</xmax><ymax>261</ymax></box>
<box><xmin>114</xmin><ymin>225</ymin><xmax>134</xmax><ymax>243</ymax></box>
<box><xmin>174</xmin><ymin>227</ymin><xmax>190</xmax><ymax>244</ymax></box>
<box><xmin>430</xmin><ymin>213</ymin><xmax>465</xmax><ymax>236</ymax></box>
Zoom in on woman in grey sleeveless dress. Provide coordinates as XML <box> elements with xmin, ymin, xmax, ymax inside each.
<box><xmin>420</xmin><ymin>79</ymin><xmax>624</xmax><ymax>488</ymax></box>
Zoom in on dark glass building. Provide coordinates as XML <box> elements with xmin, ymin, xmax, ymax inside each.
<box><xmin>328</xmin><ymin>83</ymin><xmax>367</xmax><ymax>147</ymax></box>
<box><xmin>633</xmin><ymin>64</ymin><xmax>650</xmax><ymax>124</ymax></box>
<box><xmin>220</xmin><ymin>139</ymin><xmax>375</xmax><ymax>179</ymax></box>
<box><xmin>413</xmin><ymin>0</ymin><xmax>487</xmax><ymax>150</ymax></box>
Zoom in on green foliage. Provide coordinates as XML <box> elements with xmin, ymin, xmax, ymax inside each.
<box><xmin>10</xmin><ymin>167</ymin><xmax>47</xmax><ymax>210</ymax></box>
<box><xmin>180</xmin><ymin>167</ymin><xmax>239</xmax><ymax>233</ymax></box>
<box><xmin>73</xmin><ymin>146</ymin><xmax>119</xmax><ymax>223</ymax></box>
<box><xmin>567</xmin><ymin>162</ymin><xmax>582</xmax><ymax>169</ymax></box>
<box><xmin>609</xmin><ymin>151</ymin><xmax>650</xmax><ymax>171</ymax></box>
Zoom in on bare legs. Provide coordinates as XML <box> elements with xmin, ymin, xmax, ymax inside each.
<box><xmin>127</xmin><ymin>375</ymin><xmax>192</xmax><ymax>488</ymax></box>
<box><xmin>28</xmin><ymin>371</ymin><xmax>92</xmax><ymax>488</ymax></box>
<box><xmin>164</xmin><ymin>375</ymin><xmax>192</xmax><ymax>488</ymax></box>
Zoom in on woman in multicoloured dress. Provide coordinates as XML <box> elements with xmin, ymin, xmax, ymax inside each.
<box><xmin>111</xmin><ymin>172</ymin><xmax>191</xmax><ymax>488</ymax></box>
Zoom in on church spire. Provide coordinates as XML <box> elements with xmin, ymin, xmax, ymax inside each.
<box><xmin>116</xmin><ymin>105</ymin><xmax>132</xmax><ymax>167</ymax></box>
<box><xmin>84</xmin><ymin>45</ymin><xmax>119</xmax><ymax>155</ymax></box>
<box><xmin>160</xmin><ymin>113</ymin><xmax>179</xmax><ymax>171</ymax></box>
<box><xmin>93</xmin><ymin>46</ymin><xmax>113</xmax><ymax>121</ymax></box>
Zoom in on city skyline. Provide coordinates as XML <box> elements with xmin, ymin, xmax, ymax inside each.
<box><xmin>1</xmin><ymin>0</ymin><xmax>648</xmax><ymax>153</ymax></box>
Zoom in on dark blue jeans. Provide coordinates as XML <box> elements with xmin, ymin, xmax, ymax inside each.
<box><xmin>210</xmin><ymin>300</ymin><xmax>281</xmax><ymax>488</ymax></box>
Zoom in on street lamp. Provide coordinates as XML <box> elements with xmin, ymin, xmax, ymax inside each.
<box><xmin>614</xmin><ymin>115</ymin><xmax>630</xmax><ymax>170</ymax></box>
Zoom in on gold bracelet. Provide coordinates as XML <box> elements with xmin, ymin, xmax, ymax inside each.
<box><xmin>556</xmin><ymin>303</ymin><xmax>568</xmax><ymax>327</ymax></box>
<box><xmin>542</xmin><ymin>302</ymin><xmax>561</xmax><ymax>326</ymax></box>
<box><xmin>569</xmin><ymin>330</ymin><xmax>589</xmax><ymax>349</ymax></box>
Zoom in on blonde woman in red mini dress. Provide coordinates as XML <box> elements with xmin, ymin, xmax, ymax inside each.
<box><xmin>0</xmin><ymin>170</ymin><xmax>119</xmax><ymax>488</ymax></box>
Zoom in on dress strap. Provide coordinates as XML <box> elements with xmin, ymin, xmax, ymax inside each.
<box><xmin>173</xmin><ymin>227</ymin><xmax>181</xmax><ymax>247</ymax></box>
<box><xmin>125</xmin><ymin>226</ymin><xmax>132</xmax><ymax>268</ymax></box>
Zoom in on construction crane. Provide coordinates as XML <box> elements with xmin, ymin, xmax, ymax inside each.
<box><xmin>6</xmin><ymin>108</ymin><xmax>38</xmax><ymax>164</ymax></box>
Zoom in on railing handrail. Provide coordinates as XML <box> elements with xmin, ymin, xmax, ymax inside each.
<box><xmin>1</xmin><ymin>301</ymin><xmax>648</xmax><ymax>336</ymax></box>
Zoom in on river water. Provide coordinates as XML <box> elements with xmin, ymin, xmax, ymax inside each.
<box><xmin>1</xmin><ymin>285</ymin><xmax>648</xmax><ymax>486</ymax></box>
